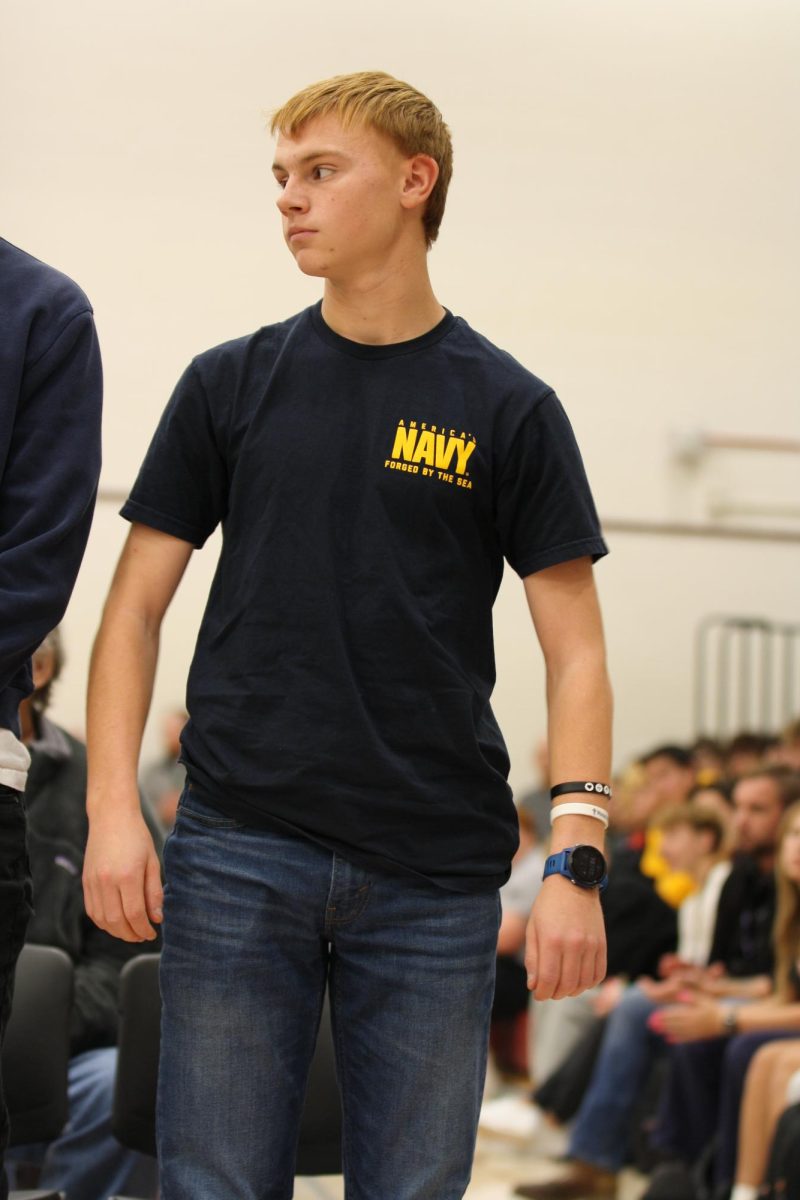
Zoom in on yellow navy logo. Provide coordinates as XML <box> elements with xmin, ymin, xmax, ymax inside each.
<box><xmin>385</xmin><ymin>420</ymin><xmax>477</xmax><ymax>490</ymax></box>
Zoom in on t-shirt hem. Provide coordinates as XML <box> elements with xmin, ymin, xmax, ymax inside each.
<box><xmin>511</xmin><ymin>535</ymin><xmax>609</xmax><ymax>579</ymax></box>
<box><xmin>120</xmin><ymin>499</ymin><xmax>210</xmax><ymax>548</ymax></box>
<box><xmin>187</xmin><ymin>775</ymin><xmax>509</xmax><ymax>896</ymax></box>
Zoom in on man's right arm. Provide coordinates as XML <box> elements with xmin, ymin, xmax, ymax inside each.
<box><xmin>83</xmin><ymin>522</ymin><xmax>193</xmax><ymax>943</ymax></box>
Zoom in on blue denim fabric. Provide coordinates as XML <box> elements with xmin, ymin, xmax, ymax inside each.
<box><xmin>652</xmin><ymin>1027</ymin><xmax>800</xmax><ymax>1187</ymax></box>
<box><xmin>157</xmin><ymin>790</ymin><xmax>501</xmax><ymax>1200</ymax></box>
<box><xmin>568</xmin><ymin>984</ymin><xmax>661</xmax><ymax>1172</ymax></box>
<box><xmin>6</xmin><ymin>1047</ymin><xmax>157</xmax><ymax>1200</ymax></box>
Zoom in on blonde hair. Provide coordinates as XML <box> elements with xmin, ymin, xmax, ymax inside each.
<box><xmin>774</xmin><ymin>799</ymin><xmax>800</xmax><ymax>1001</ymax></box>
<box><xmin>270</xmin><ymin>71</ymin><xmax>453</xmax><ymax>248</ymax></box>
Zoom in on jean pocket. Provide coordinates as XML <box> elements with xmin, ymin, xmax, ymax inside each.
<box><xmin>177</xmin><ymin>794</ymin><xmax>247</xmax><ymax>831</ymax></box>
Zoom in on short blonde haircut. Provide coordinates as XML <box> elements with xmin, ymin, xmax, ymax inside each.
<box><xmin>270</xmin><ymin>71</ymin><xmax>453</xmax><ymax>248</ymax></box>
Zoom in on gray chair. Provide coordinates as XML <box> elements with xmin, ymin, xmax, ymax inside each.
<box><xmin>2</xmin><ymin>942</ymin><xmax>73</xmax><ymax>1200</ymax></box>
<box><xmin>111</xmin><ymin>953</ymin><xmax>342</xmax><ymax>1190</ymax></box>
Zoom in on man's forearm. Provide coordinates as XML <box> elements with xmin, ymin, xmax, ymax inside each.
<box><xmin>545</xmin><ymin>655</ymin><xmax>613</xmax><ymax>852</ymax></box>
<box><xmin>86</xmin><ymin>605</ymin><xmax>159</xmax><ymax>818</ymax></box>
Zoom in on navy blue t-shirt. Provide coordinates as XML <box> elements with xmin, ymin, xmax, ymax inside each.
<box><xmin>122</xmin><ymin>303</ymin><xmax>607</xmax><ymax>892</ymax></box>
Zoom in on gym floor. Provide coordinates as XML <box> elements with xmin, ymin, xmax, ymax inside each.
<box><xmin>290</xmin><ymin>1134</ymin><xmax>649</xmax><ymax>1200</ymax></box>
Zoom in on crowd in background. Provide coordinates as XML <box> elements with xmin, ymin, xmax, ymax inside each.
<box><xmin>487</xmin><ymin>721</ymin><xmax>800</xmax><ymax>1200</ymax></box>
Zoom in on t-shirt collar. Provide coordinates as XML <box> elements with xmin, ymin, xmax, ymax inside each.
<box><xmin>309</xmin><ymin>301</ymin><xmax>456</xmax><ymax>361</ymax></box>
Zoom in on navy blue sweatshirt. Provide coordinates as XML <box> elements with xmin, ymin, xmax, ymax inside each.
<box><xmin>0</xmin><ymin>238</ymin><xmax>102</xmax><ymax>734</ymax></box>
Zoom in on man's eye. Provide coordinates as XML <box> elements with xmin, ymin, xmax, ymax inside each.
<box><xmin>274</xmin><ymin>177</ymin><xmax>287</xmax><ymax>189</ymax></box>
<box><xmin>313</xmin><ymin>166</ymin><xmax>334</xmax><ymax>181</ymax></box>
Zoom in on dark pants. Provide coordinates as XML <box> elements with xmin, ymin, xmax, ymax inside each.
<box><xmin>0</xmin><ymin>786</ymin><xmax>32</xmax><ymax>1200</ymax></box>
<box><xmin>492</xmin><ymin>955</ymin><xmax>529</xmax><ymax>1021</ymax></box>
<box><xmin>652</xmin><ymin>1029</ymin><xmax>800</xmax><ymax>1191</ymax></box>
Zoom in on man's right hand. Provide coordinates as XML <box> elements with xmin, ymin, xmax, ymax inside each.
<box><xmin>83</xmin><ymin>805</ymin><xmax>163</xmax><ymax>942</ymax></box>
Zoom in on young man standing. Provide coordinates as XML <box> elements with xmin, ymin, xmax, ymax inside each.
<box><xmin>83</xmin><ymin>72</ymin><xmax>612</xmax><ymax>1199</ymax></box>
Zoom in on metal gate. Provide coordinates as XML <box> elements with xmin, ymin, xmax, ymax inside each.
<box><xmin>694</xmin><ymin>615</ymin><xmax>800</xmax><ymax>739</ymax></box>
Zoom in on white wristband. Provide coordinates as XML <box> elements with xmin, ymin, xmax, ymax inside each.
<box><xmin>550</xmin><ymin>801</ymin><xmax>609</xmax><ymax>829</ymax></box>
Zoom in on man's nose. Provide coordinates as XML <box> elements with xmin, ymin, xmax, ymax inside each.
<box><xmin>276</xmin><ymin>177</ymin><xmax>308</xmax><ymax>216</ymax></box>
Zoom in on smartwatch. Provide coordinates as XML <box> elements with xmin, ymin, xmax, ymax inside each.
<box><xmin>543</xmin><ymin>844</ymin><xmax>608</xmax><ymax>892</ymax></box>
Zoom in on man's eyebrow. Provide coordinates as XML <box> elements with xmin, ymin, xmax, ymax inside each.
<box><xmin>271</xmin><ymin>149</ymin><xmax>346</xmax><ymax>173</ymax></box>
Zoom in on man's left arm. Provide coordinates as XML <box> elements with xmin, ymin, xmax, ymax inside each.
<box><xmin>523</xmin><ymin>555</ymin><xmax>612</xmax><ymax>1000</ymax></box>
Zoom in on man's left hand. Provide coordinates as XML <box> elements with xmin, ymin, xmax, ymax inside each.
<box><xmin>525</xmin><ymin>876</ymin><xmax>606</xmax><ymax>1000</ymax></box>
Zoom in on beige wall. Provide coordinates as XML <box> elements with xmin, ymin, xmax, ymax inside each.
<box><xmin>3</xmin><ymin>0</ymin><xmax>799</xmax><ymax>790</ymax></box>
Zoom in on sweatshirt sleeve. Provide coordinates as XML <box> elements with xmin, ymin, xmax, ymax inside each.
<box><xmin>0</xmin><ymin>307</ymin><xmax>102</xmax><ymax>714</ymax></box>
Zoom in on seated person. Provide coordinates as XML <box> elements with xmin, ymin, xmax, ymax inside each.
<box><xmin>4</xmin><ymin>630</ymin><xmax>161</xmax><ymax>1200</ymax></box>
<box><xmin>733</xmin><ymin>1038</ymin><xmax>800</xmax><ymax>1200</ymax></box>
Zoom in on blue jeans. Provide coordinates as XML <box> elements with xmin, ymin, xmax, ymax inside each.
<box><xmin>568</xmin><ymin>984</ymin><xmax>661</xmax><ymax>1172</ymax></box>
<box><xmin>158</xmin><ymin>791</ymin><xmax>501</xmax><ymax>1200</ymax></box>
<box><xmin>6</xmin><ymin>1047</ymin><xmax>157</xmax><ymax>1200</ymax></box>
<box><xmin>652</xmin><ymin>1028</ymin><xmax>800</xmax><ymax>1189</ymax></box>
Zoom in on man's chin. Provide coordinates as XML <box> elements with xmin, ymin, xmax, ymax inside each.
<box><xmin>290</xmin><ymin>250</ymin><xmax>329</xmax><ymax>279</ymax></box>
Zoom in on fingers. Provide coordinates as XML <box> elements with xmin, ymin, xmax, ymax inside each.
<box><xmin>524</xmin><ymin>881</ymin><xmax>607</xmax><ymax>1000</ymax></box>
<box><xmin>526</xmin><ymin>928</ymin><xmax>606</xmax><ymax>1000</ymax></box>
<box><xmin>144</xmin><ymin>854</ymin><xmax>164</xmax><ymax>925</ymax></box>
<box><xmin>84</xmin><ymin>863</ymin><xmax>159</xmax><ymax>943</ymax></box>
<box><xmin>82</xmin><ymin>815</ymin><xmax>161</xmax><ymax>943</ymax></box>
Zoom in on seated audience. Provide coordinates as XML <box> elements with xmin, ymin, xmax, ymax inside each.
<box><xmin>513</xmin><ymin>768</ymin><xmax>796</xmax><ymax>1200</ymax></box>
<box><xmin>643</xmin><ymin>770</ymin><xmax>800</xmax><ymax>1200</ymax></box>
<box><xmin>690</xmin><ymin>737</ymin><xmax>726</xmax><ymax>784</ymax></box>
<box><xmin>724</xmin><ymin>731</ymin><xmax>778</xmax><ymax>781</ymax></box>
<box><xmin>4</xmin><ymin>631</ymin><xmax>160</xmax><ymax>1200</ymax></box>
<box><xmin>610</xmin><ymin>744</ymin><xmax>697</xmax><ymax>906</ymax></box>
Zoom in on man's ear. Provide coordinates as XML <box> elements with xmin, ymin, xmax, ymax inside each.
<box><xmin>400</xmin><ymin>153</ymin><xmax>439</xmax><ymax>212</ymax></box>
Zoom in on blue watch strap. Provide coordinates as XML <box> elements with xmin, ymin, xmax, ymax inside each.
<box><xmin>543</xmin><ymin>846</ymin><xmax>608</xmax><ymax>892</ymax></box>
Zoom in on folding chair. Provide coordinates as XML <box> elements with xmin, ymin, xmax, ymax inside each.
<box><xmin>3</xmin><ymin>943</ymin><xmax>73</xmax><ymax>1200</ymax></box>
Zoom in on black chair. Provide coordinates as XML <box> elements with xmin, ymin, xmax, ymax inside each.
<box><xmin>2</xmin><ymin>942</ymin><xmax>73</xmax><ymax>1200</ymax></box>
<box><xmin>111</xmin><ymin>954</ymin><xmax>342</xmax><ymax>1186</ymax></box>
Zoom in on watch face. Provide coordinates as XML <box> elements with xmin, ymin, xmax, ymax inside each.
<box><xmin>569</xmin><ymin>845</ymin><xmax>607</xmax><ymax>886</ymax></box>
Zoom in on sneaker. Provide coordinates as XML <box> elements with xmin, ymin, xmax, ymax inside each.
<box><xmin>479</xmin><ymin>1094</ymin><xmax>544</xmax><ymax>1141</ymax></box>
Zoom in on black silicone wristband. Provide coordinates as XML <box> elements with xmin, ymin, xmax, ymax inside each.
<box><xmin>550</xmin><ymin>781</ymin><xmax>612</xmax><ymax>800</ymax></box>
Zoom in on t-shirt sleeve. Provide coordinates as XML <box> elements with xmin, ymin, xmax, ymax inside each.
<box><xmin>494</xmin><ymin>390</ymin><xmax>608</xmax><ymax>578</ymax></box>
<box><xmin>120</xmin><ymin>362</ymin><xmax>228</xmax><ymax>548</ymax></box>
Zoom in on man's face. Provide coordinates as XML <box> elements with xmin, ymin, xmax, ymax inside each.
<box><xmin>659</xmin><ymin>823</ymin><xmax>712</xmax><ymax>875</ymax></box>
<box><xmin>731</xmin><ymin>776</ymin><xmax>784</xmax><ymax>857</ymax></box>
<box><xmin>272</xmin><ymin>115</ymin><xmax>413</xmax><ymax>282</ymax></box>
<box><xmin>641</xmin><ymin>754</ymin><xmax>694</xmax><ymax>812</ymax></box>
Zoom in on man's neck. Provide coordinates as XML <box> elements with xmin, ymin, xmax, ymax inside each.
<box><xmin>321</xmin><ymin>267</ymin><xmax>444</xmax><ymax>346</ymax></box>
<box><xmin>693</xmin><ymin>856</ymin><xmax>722</xmax><ymax>887</ymax></box>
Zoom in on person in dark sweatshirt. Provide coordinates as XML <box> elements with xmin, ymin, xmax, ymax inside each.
<box><xmin>0</xmin><ymin>238</ymin><xmax>102</xmax><ymax>1198</ymax></box>
<box><xmin>6</xmin><ymin>631</ymin><xmax>159</xmax><ymax>1200</ymax></box>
